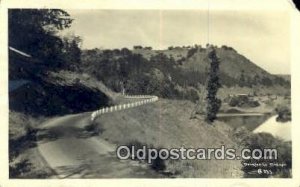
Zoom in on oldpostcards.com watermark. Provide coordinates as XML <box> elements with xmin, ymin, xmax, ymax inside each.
<box><xmin>116</xmin><ymin>145</ymin><xmax>278</xmax><ymax>164</ymax></box>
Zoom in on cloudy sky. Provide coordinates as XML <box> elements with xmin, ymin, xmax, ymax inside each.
<box><xmin>62</xmin><ymin>10</ymin><xmax>290</xmax><ymax>74</ymax></box>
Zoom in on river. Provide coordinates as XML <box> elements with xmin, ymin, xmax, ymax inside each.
<box><xmin>253</xmin><ymin>115</ymin><xmax>291</xmax><ymax>141</ymax></box>
<box><xmin>218</xmin><ymin>114</ymin><xmax>291</xmax><ymax>141</ymax></box>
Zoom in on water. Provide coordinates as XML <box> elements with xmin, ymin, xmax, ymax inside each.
<box><xmin>218</xmin><ymin>114</ymin><xmax>291</xmax><ymax>141</ymax></box>
<box><xmin>253</xmin><ymin>115</ymin><xmax>291</xmax><ymax>141</ymax></box>
<box><xmin>218</xmin><ymin>113</ymin><xmax>271</xmax><ymax>131</ymax></box>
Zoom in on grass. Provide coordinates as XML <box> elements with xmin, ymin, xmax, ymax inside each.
<box><xmin>48</xmin><ymin>70</ymin><xmax>118</xmax><ymax>101</ymax></box>
<box><xmin>9</xmin><ymin>111</ymin><xmax>55</xmax><ymax>178</ymax></box>
<box><xmin>94</xmin><ymin>98</ymin><xmax>243</xmax><ymax>177</ymax></box>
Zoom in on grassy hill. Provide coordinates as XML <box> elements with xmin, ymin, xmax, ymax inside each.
<box><xmin>275</xmin><ymin>74</ymin><xmax>291</xmax><ymax>82</ymax></box>
<box><xmin>133</xmin><ymin>46</ymin><xmax>289</xmax><ymax>87</ymax></box>
<box><xmin>82</xmin><ymin>45</ymin><xmax>290</xmax><ymax>101</ymax></box>
<box><xmin>182</xmin><ymin>47</ymin><xmax>270</xmax><ymax>78</ymax></box>
<box><xmin>94</xmin><ymin>98</ymin><xmax>243</xmax><ymax>177</ymax></box>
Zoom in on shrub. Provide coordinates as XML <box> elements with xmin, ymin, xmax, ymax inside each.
<box><xmin>275</xmin><ymin>106</ymin><xmax>291</xmax><ymax>122</ymax></box>
<box><xmin>84</xmin><ymin>121</ymin><xmax>104</xmax><ymax>135</ymax></box>
<box><xmin>187</xmin><ymin>88</ymin><xmax>199</xmax><ymax>103</ymax></box>
<box><xmin>248</xmin><ymin>100</ymin><xmax>260</xmax><ymax>107</ymax></box>
<box><xmin>151</xmin><ymin>156</ymin><xmax>166</xmax><ymax>171</ymax></box>
<box><xmin>9</xmin><ymin>159</ymin><xmax>31</xmax><ymax>178</ymax></box>
<box><xmin>229</xmin><ymin>97</ymin><xmax>239</xmax><ymax>107</ymax></box>
<box><xmin>124</xmin><ymin>140</ymin><xmax>167</xmax><ymax>172</ymax></box>
<box><xmin>241</xmin><ymin>133</ymin><xmax>291</xmax><ymax>178</ymax></box>
<box><xmin>229</xmin><ymin>96</ymin><xmax>260</xmax><ymax>108</ymax></box>
<box><xmin>187</xmin><ymin>47</ymin><xmax>198</xmax><ymax>58</ymax></box>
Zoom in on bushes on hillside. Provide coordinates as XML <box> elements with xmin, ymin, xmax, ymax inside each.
<box><xmin>82</xmin><ymin>49</ymin><xmax>185</xmax><ymax>99</ymax></box>
<box><xmin>185</xmin><ymin>88</ymin><xmax>199</xmax><ymax>103</ymax></box>
<box><xmin>9</xmin><ymin>159</ymin><xmax>32</xmax><ymax>178</ymax></box>
<box><xmin>240</xmin><ymin>133</ymin><xmax>291</xmax><ymax>178</ymax></box>
<box><xmin>61</xmin><ymin>34</ymin><xmax>82</xmax><ymax>71</ymax></box>
<box><xmin>187</xmin><ymin>47</ymin><xmax>198</xmax><ymax>59</ymax></box>
<box><xmin>123</xmin><ymin>140</ymin><xmax>167</xmax><ymax>172</ymax></box>
<box><xmin>81</xmin><ymin>45</ymin><xmax>290</xmax><ymax>103</ymax></box>
<box><xmin>229</xmin><ymin>95</ymin><xmax>260</xmax><ymax>108</ymax></box>
<box><xmin>275</xmin><ymin>105</ymin><xmax>291</xmax><ymax>122</ymax></box>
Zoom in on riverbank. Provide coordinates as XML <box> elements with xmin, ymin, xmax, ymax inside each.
<box><xmin>253</xmin><ymin>115</ymin><xmax>291</xmax><ymax>141</ymax></box>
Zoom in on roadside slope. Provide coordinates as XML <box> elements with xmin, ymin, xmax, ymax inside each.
<box><xmin>94</xmin><ymin>99</ymin><xmax>243</xmax><ymax>178</ymax></box>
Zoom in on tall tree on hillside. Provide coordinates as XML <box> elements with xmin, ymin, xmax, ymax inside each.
<box><xmin>238</xmin><ymin>70</ymin><xmax>246</xmax><ymax>87</ymax></box>
<box><xmin>205</xmin><ymin>48</ymin><xmax>222</xmax><ymax>123</ymax></box>
<box><xmin>9</xmin><ymin>9</ymin><xmax>73</xmax><ymax>69</ymax></box>
<box><xmin>62</xmin><ymin>34</ymin><xmax>82</xmax><ymax>71</ymax></box>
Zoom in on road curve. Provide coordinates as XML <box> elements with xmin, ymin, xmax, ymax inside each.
<box><xmin>91</xmin><ymin>95</ymin><xmax>158</xmax><ymax>121</ymax></box>
<box><xmin>37</xmin><ymin>95</ymin><xmax>160</xmax><ymax>178</ymax></box>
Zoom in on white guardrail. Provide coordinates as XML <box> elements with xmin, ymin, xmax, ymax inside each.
<box><xmin>91</xmin><ymin>95</ymin><xmax>159</xmax><ymax>121</ymax></box>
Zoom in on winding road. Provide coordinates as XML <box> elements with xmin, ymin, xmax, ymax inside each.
<box><xmin>37</xmin><ymin>95</ymin><xmax>160</xmax><ymax>178</ymax></box>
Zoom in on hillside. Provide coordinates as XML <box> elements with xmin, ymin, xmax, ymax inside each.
<box><xmin>182</xmin><ymin>47</ymin><xmax>271</xmax><ymax>78</ymax></box>
<box><xmin>132</xmin><ymin>47</ymin><xmax>189</xmax><ymax>61</ymax></box>
<box><xmin>134</xmin><ymin>46</ymin><xmax>289</xmax><ymax>87</ymax></box>
<box><xmin>82</xmin><ymin>45</ymin><xmax>290</xmax><ymax>102</ymax></box>
<box><xmin>275</xmin><ymin>74</ymin><xmax>291</xmax><ymax>82</ymax></box>
<box><xmin>94</xmin><ymin>98</ymin><xmax>243</xmax><ymax>178</ymax></box>
<box><xmin>9</xmin><ymin>72</ymin><xmax>113</xmax><ymax>117</ymax></box>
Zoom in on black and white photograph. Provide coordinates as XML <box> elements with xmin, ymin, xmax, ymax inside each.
<box><xmin>7</xmin><ymin>7</ymin><xmax>293</xmax><ymax>180</ymax></box>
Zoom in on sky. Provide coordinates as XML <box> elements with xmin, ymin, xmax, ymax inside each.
<box><xmin>61</xmin><ymin>9</ymin><xmax>290</xmax><ymax>74</ymax></box>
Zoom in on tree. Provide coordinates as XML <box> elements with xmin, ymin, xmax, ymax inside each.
<box><xmin>205</xmin><ymin>48</ymin><xmax>222</xmax><ymax>123</ymax></box>
<box><xmin>261</xmin><ymin>76</ymin><xmax>273</xmax><ymax>86</ymax></box>
<box><xmin>9</xmin><ymin>9</ymin><xmax>73</xmax><ymax>69</ymax></box>
<box><xmin>133</xmin><ymin>45</ymin><xmax>143</xmax><ymax>50</ymax></box>
<box><xmin>238</xmin><ymin>70</ymin><xmax>246</xmax><ymax>87</ymax></box>
<box><xmin>253</xmin><ymin>74</ymin><xmax>260</xmax><ymax>85</ymax></box>
<box><xmin>187</xmin><ymin>47</ymin><xmax>198</xmax><ymax>58</ymax></box>
<box><xmin>120</xmin><ymin>48</ymin><xmax>130</xmax><ymax>56</ymax></box>
<box><xmin>62</xmin><ymin>34</ymin><xmax>82</xmax><ymax>71</ymax></box>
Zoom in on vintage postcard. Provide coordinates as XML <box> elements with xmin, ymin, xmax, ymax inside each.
<box><xmin>0</xmin><ymin>0</ymin><xmax>299</xmax><ymax>187</ymax></box>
